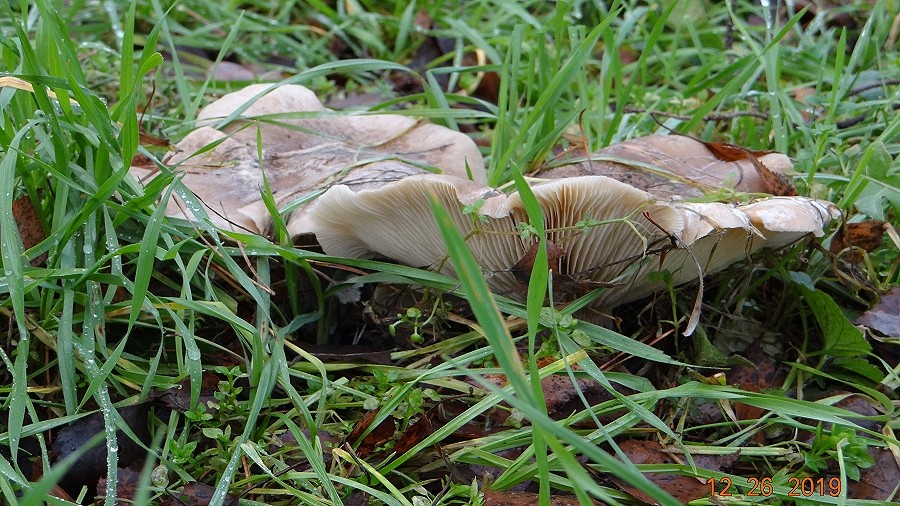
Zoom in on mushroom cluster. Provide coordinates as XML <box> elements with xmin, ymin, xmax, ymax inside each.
<box><xmin>132</xmin><ymin>84</ymin><xmax>840</xmax><ymax>312</ymax></box>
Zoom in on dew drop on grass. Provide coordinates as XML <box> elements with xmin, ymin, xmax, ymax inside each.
<box><xmin>187</xmin><ymin>347</ymin><xmax>201</xmax><ymax>361</ymax></box>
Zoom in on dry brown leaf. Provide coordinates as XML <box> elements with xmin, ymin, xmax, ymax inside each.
<box><xmin>728</xmin><ymin>340</ymin><xmax>787</xmax><ymax>423</ymax></box>
<box><xmin>96</xmin><ymin>467</ymin><xmax>142</xmax><ymax>504</ymax></box>
<box><xmin>161</xmin><ymin>482</ymin><xmax>239</xmax><ymax>506</ymax></box>
<box><xmin>700</xmin><ymin>140</ymin><xmax>797</xmax><ymax>196</ymax></box>
<box><xmin>50</xmin><ymin>404</ymin><xmax>151</xmax><ymax>499</ymax></box>
<box><xmin>12</xmin><ymin>196</ymin><xmax>46</xmax><ymax>266</ymax></box>
<box><xmin>855</xmin><ymin>286</ymin><xmax>900</xmax><ymax>337</ymax></box>
<box><xmin>138</xmin><ymin>128</ymin><xmax>170</xmax><ymax>148</ymax></box>
<box><xmin>847</xmin><ymin>448</ymin><xmax>900</xmax><ymax>501</ymax></box>
<box><xmin>612</xmin><ymin>440</ymin><xmax>738</xmax><ymax>504</ymax></box>
<box><xmin>509</xmin><ymin>240</ymin><xmax>567</xmax><ymax>285</ymax></box>
<box><xmin>154</xmin><ymin>371</ymin><xmax>223</xmax><ymax>413</ymax></box>
<box><xmin>347</xmin><ymin>409</ymin><xmax>396</xmax><ymax>458</ymax></box>
<box><xmin>392</xmin><ymin>414</ymin><xmax>434</xmax><ymax>456</ymax></box>
<box><xmin>830</xmin><ymin>220</ymin><xmax>886</xmax><ymax>263</ymax></box>
<box><xmin>482</xmin><ymin>490</ymin><xmax>589</xmax><ymax>506</ymax></box>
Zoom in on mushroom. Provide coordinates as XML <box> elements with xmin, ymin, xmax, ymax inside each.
<box><xmin>539</xmin><ymin>134</ymin><xmax>793</xmax><ymax>198</ymax></box>
<box><xmin>130</xmin><ymin>84</ymin><xmax>485</xmax><ymax>236</ymax></box>
<box><xmin>307</xmin><ymin>174</ymin><xmax>840</xmax><ymax>310</ymax></box>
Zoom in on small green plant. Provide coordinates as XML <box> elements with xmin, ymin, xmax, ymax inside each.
<box><xmin>804</xmin><ymin>424</ymin><xmax>876</xmax><ymax>481</ymax></box>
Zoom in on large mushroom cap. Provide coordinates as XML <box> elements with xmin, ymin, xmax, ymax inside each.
<box><xmin>539</xmin><ymin>134</ymin><xmax>792</xmax><ymax>198</ymax></box>
<box><xmin>131</xmin><ymin>84</ymin><xmax>486</xmax><ymax>236</ymax></box>
<box><xmin>308</xmin><ymin>174</ymin><xmax>838</xmax><ymax>309</ymax></box>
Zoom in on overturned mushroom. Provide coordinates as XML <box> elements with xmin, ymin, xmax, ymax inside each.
<box><xmin>130</xmin><ymin>84</ymin><xmax>485</xmax><ymax>236</ymax></box>
<box><xmin>307</xmin><ymin>174</ymin><xmax>839</xmax><ymax>310</ymax></box>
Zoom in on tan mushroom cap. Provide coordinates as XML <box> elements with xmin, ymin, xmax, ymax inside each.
<box><xmin>308</xmin><ymin>174</ymin><xmax>839</xmax><ymax>309</ymax></box>
<box><xmin>130</xmin><ymin>84</ymin><xmax>485</xmax><ymax>236</ymax></box>
<box><xmin>539</xmin><ymin>134</ymin><xmax>792</xmax><ymax>198</ymax></box>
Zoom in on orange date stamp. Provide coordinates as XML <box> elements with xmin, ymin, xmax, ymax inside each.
<box><xmin>707</xmin><ymin>477</ymin><xmax>843</xmax><ymax>498</ymax></box>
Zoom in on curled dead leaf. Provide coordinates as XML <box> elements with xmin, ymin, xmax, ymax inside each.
<box><xmin>830</xmin><ymin>220</ymin><xmax>886</xmax><ymax>263</ymax></box>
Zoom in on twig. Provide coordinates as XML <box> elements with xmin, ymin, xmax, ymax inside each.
<box><xmin>845</xmin><ymin>77</ymin><xmax>900</xmax><ymax>99</ymax></box>
<box><xmin>837</xmin><ymin>103</ymin><xmax>900</xmax><ymax>129</ymax></box>
<box><xmin>621</xmin><ymin>106</ymin><xmax>770</xmax><ymax>122</ymax></box>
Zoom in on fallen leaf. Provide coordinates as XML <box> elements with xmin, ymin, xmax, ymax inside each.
<box><xmin>612</xmin><ymin>440</ymin><xmax>738</xmax><ymax>504</ymax></box>
<box><xmin>855</xmin><ymin>286</ymin><xmax>900</xmax><ymax>337</ymax></box>
<box><xmin>161</xmin><ymin>482</ymin><xmax>239</xmax><ymax>506</ymax></box>
<box><xmin>347</xmin><ymin>409</ymin><xmax>396</xmax><ymax>458</ymax></box>
<box><xmin>392</xmin><ymin>414</ymin><xmax>433</xmax><ymax>456</ymax></box>
<box><xmin>830</xmin><ymin>220</ymin><xmax>886</xmax><ymax>263</ymax></box>
<box><xmin>49</xmin><ymin>404</ymin><xmax>151</xmax><ymax>499</ymax></box>
<box><xmin>509</xmin><ymin>241</ymin><xmax>568</xmax><ymax>285</ymax></box>
<box><xmin>96</xmin><ymin>467</ymin><xmax>141</xmax><ymax>504</ymax></box>
<box><xmin>269</xmin><ymin>427</ymin><xmax>340</xmax><ymax>470</ymax></box>
<box><xmin>154</xmin><ymin>371</ymin><xmax>224</xmax><ymax>413</ymax></box>
<box><xmin>482</xmin><ymin>489</ymin><xmax>588</xmax><ymax>506</ymax></box>
<box><xmin>138</xmin><ymin>128</ymin><xmax>170</xmax><ymax>148</ymax></box>
<box><xmin>728</xmin><ymin>339</ymin><xmax>787</xmax><ymax>422</ymax></box>
<box><xmin>29</xmin><ymin>457</ymin><xmax>75</xmax><ymax>503</ymax></box>
<box><xmin>541</xmin><ymin>374</ymin><xmax>627</xmax><ymax>423</ymax></box>
<box><xmin>12</xmin><ymin>196</ymin><xmax>46</xmax><ymax>266</ymax></box>
<box><xmin>700</xmin><ymin>140</ymin><xmax>797</xmax><ymax>196</ymax></box>
<box><xmin>847</xmin><ymin>448</ymin><xmax>900</xmax><ymax>501</ymax></box>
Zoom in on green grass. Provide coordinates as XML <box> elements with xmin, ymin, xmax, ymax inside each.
<box><xmin>1</xmin><ymin>0</ymin><xmax>899</xmax><ymax>505</ymax></box>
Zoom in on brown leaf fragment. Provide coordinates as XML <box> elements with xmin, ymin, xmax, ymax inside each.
<box><xmin>161</xmin><ymin>482</ymin><xmax>239</xmax><ymax>506</ymax></box>
<box><xmin>727</xmin><ymin>340</ymin><xmax>787</xmax><ymax>422</ymax></box>
<box><xmin>154</xmin><ymin>371</ymin><xmax>223</xmax><ymax>412</ymax></box>
<box><xmin>482</xmin><ymin>490</ymin><xmax>590</xmax><ymax>506</ymax></box>
<box><xmin>392</xmin><ymin>414</ymin><xmax>434</xmax><ymax>456</ymax></box>
<box><xmin>541</xmin><ymin>374</ymin><xmax>626</xmax><ymax>423</ymax></box>
<box><xmin>269</xmin><ymin>427</ymin><xmax>340</xmax><ymax>470</ymax></box>
<box><xmin>510</xmin><ymin>241</ymin><xmax>568</xmax><ymax>285</ymax></box>
<box><xmin>510</xmin><ymin>241</ymin><xmax>618</xmax><ymax>297</ymax></box>
<box><xmin>50</xmin><ymin>404</ymin><xmax>151</xmax><ymax>499</ymax></box>
<box><xmin>139</xmin><ymin>128</ymin><xmax>170</xmax><ymax>148</ymax></box>
<box><xmin>701</xmin><ymin>141</ymin><xmax>776</xmax><ymax>162</ymax></box>
<box><xmin>612</xmin><ymin>440</ymin><xmax>737</xmax><ymax>504</ymax></box>
<box><xmin>436</xmin><ymin>399</ymin><xmax>511</xmax><ymax>438</ymax></box>
<box><xmin>832</xmin><ymin>393</ymin><xmax>882</xmax><ymax>433</ymax></box>
<box><xmin>856</xmin><ymin>286</ymin><xmax>900</xmax><ymax>337</ymax></box>
<box><xmin>344</xmin><ymin>490</ymin><xmax>370</xmax><ymax>506</ymax></box>
<box><xmin>830</xmin><ymin>220</ymin><xmax>886</xmax><ymax>263</ymax></box>
<box><xmin>701</xmin><ymin>140</ymin><xmax>797</xmax><ymax>196</ymax></box>
<box><xmin>847</xmin><ymin>448</ymin><xmax>900</xmax><ymax>501</ymax></box>
<box><xmin>96</xmin><ymin>467</ymin><xmax>141</xmax><ymax>504</ymax></box>
<box><xmin>12</xmin><ymin>196</ymin><xmax>46</xmax><ymax>266</ymax></box>
<box><xmin>347</xmin><ymin>409</ymin><xmax>396</xmax><ymax>457</ymax></box>
<box><xmin>30</xmin><ymin>457</ymin><xmax>76</xmax><ymax>502</ymax></box>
